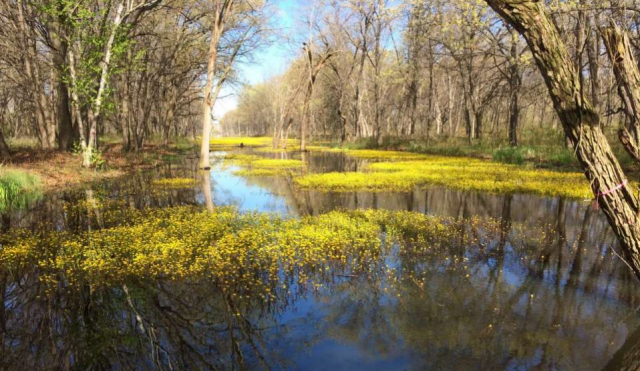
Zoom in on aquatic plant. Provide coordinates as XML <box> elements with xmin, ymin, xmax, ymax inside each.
<box><xmin>294</xmin><ymin>156</ymin><xmax>593</xmax><ymax>199</ymax></box>
<box><xmin>151</xmin><ymin>177</ymin><xmax>198</xmax><ymax>189</ymax></box>
<box><xmin>307</xmin><ymin>146</ymin><xmax>448</xmax><ymax>161</ymax></box>
<box><xmin>224</xmin><ymin>154</ymin><xmax>305</xmax><ymax>176</ymax></box>
<box><xmin>209</xmin><ymin>137</ymin><xmax>299</xmax><ymax>148</ymax></box>
<box><xmin>251</xmin><ymin>159</ymin><xmax>304</xmax><ymax>169</ymax></box>
<box><xmin>232</xmin><ymin>169</ymin><xmax>282</xmax><ymax>177</ymax></box>
<box><xmin>0</xmin><ymin>168</ymin><xmax>43</xmax><ymax>212</ymax></box>
<box><xmin>254</xmin><ymin>147</ymin><xmax>299</xmax><ymax>153</ymax></box>
<box><xmin>0</xmin><ymin>206</ymin><xmax>478</xmax><ymax>293</ymax></box>
<box><xmin>345</xmin><ymin>149</ymin><xmax>430</xmax><ymax>161</ymax></box>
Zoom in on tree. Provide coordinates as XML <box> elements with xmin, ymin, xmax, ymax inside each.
<box><xmin>199</xmin><ymin>0</ymin><xmax>266</xmax><ymax>169</ymax></box>
<box><xmin>484</xmin><ymin>0</ymin><xmax>640</xmax><ymax>279</ymax></box>
<box><xmin>61</xmin><ymin>0</ymin><xmax>162</xmax><ymax>167</ymax></box>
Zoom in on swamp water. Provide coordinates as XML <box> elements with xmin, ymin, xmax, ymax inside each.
<box><xmin>0</xmin><ymin>149</ymin><xmax>639</xmax><ymax>370</ymax></box>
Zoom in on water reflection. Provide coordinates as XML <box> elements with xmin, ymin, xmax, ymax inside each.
<box><xmin>1</xmin><ymin>150</ymin><xmax>640</xmax><ymax>370</ymax></box>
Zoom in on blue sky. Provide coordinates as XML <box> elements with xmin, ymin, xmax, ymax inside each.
<box><xmin>213</xmin><ymin>0</ymin><xmax>297</xmax><ymax>119</ymax></box>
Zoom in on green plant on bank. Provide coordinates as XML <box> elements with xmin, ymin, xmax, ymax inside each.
<box><xmin>72</xmin><ymin>142</ymin><xmax>108</xmax><ymax>170</ymax></box>
<box><xmin>313</xmin><ymin>127</ymin><xmax>636</xmax><ymax>170</ymax></box>
<box><xmin>492</xmin><ymin>147</ymin><xmax>532</xmax><ymax>165</ymax></box>
<box><xmin>0</xmin><ymin>167</ymin><xmax>43</xmax><ymax>212</ymax></box>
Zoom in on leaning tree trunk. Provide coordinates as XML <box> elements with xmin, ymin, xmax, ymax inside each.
<box><xmin>602</xmin><ymin>24</ymin><xmax>640</xmax><ymax>166</ymax></box>
<box><xmin>484</xmin><ymin>0</ymin><xmax>640</xmax><ymax>280</ymax></box>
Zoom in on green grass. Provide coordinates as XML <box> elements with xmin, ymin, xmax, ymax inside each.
<box><xmin>0</xmin><ymin>168</ymin><xmax>43</xmax><ymax>212</ymax></box>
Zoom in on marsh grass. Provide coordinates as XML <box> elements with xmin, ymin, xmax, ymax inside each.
<box><xmin>0</xmin><ymin>167</ymin><xmax>43</xmax><ymax>211</ymax></box>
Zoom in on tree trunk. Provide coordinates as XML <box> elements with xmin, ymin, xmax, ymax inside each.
<box><xmin>17</xmin><ymin>0</ymin><xmax>55</xmax><ymax>149</ymax></box>
<box><xmin>586</xmin><ymin>16</ymin><xmax>601</xmax><ymax>112</ymax></box>
<box><xmin>51</xmin><ymin>24</ymin><xmax>75</xmax><ymax>151</ymax></box>
<box><xmin>200</xmin><ymin>0</ymin><xmax>236</xmax><ymax>168</ymax></box>
<box><xmin>485</xmin><ymin>0</ymin><xmax>640</xmax><ymax>280</ymax></box>
<box><xmin>67</xmin><ymin>45</ymin><xmax>92</xmax><ymax>167</ymax></box>
<box><xmin>200</xmin><ymin>7</ymin><xmax>224</xmax><ymax>169</ymax></box>
<box><xmin>602</xmin><ymin>24</ymin><xmax>640</xmax><ymax>166</ymax></box>
<box><xmin>508</xmin><ymin>30</ymin><xmax>520</xmax><ymax>147</ymax></box>
<box><xmin>0</xmin><ymin>128</ymin><xmax>10</xmax><ymax>159</ymax></box>
<box><xmin>300</xmin><ymin>80</ymin><xmax>313</xmax><ymax>151</ymax></box>
<box><xmin>509</xmin><ymin>89</ymin><xmax>519</xmax><ymax>147</ymax></box>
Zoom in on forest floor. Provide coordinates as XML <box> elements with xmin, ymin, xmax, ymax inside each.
<box><xmin>1</xmin><ymin>138</ymin><xmax>197</xmax><ymax>191</ymax></box>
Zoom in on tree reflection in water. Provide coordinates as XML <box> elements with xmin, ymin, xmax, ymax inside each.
<box><xmin>0</xmin><ymin>152</ymin><xmax>639</xmax><ymax>370</ymax></box>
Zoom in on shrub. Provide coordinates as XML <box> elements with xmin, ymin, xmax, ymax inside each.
<box><xmin>492</xmin><ymin>147</ymin><xmax>528</xmax><ymax>165</ymax></box>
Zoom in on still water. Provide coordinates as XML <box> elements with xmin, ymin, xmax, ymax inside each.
<box><xmin>1</xmin><ymin>149</ymin><xmax>639</xmax><ymax>370</ymax></box>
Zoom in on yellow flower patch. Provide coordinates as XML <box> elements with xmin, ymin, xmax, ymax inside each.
<box><xmin>251</xmin><ymin>159</ymin><xmax>304</xmax><ymax>169</ymax></box>
<box><xmin>294</xmin><ymin>156</ymin><xmax>592</xmax><ymax>199</ymax></box>
<box><xmin>346</xmin><ymin>149</ymin><xmax>430</xmax><ymax>161</ymax></box>
<box><xmin>151</xmin><ymin>178</ymin><xmax>198</xmax><ymax>189</ymax></box>
<box><xmin>305</xmin><ymin>146</ymin><xmax>428</xmax><ymax>161</ymax></box>
<box><xmin>233</xmin><ymin>169</ymin><xmax>282</xmax><ymax>177</ymax></box>
<box><xmin>224</xmin><ymin>154</ymin><xmax>305</xmax><ymax>176</ymax></box>
<box><xmin>209</xmin><ymin>137</ymin><xmax>299</xmax><ymax>148</ymax></box>
<box><xmin>254</xmin><ymin>147</ymin><xmax>299</xmax><ymax>153</ymax></box>
<box><xmin>0</xmin><ymin>207</ymin><xmax>474</xmax><ymax>290</ymax></box>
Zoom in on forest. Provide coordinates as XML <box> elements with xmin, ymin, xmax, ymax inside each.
<box><xmin>0</xmin><ymin>0</ymin><xmax>634</xmax><ymax>156</ymax></box>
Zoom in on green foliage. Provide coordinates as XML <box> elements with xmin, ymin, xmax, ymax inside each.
<box><xmin>492</xmin><ymin>147</ymin><xmax>530</xmax><ymax>165</ymax></box>
<box><xmin>44</xmin><ymin>0</ymin><xmax>139</xmax><ymax>114</ymax></box>
<box><xmin>0</xmin><ymin>168</ymin><xmax>42</xmax><ymax>212</ymax></box>
<box><xmin>72</xmin><ymin>142</ymin><xmax>108</xmax><ymax>170</ymax></box>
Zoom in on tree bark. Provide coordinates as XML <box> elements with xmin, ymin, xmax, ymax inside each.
<box><xmin>586</xmin><ymin>16</ymin><xmax>601</xmax><ymax>112</ymax></box>
<box><xmin>51</xmin><ymin>21</ymin><xmax>75</xmax><ymax>150</ymax></box>
<box><xmin>508</xmin><ymin>30</ymin><xmax>520</xmax><ymax>147</ymax></box>
<box><xmin>0</xmin><ymin>128</ymin><xmax>10</xmax><ymax>159</ymax></box>
<box><xmin>602</xmin><ymin>24</ymin><xmax>640</xmax><ymax>166</ymax></box>
<box><xmin>485</xmin><ymin>0</ymin><xmax>640</xmax><ymax>280</ymax></box>
<box><xmin>200</xmin><ymin>0</ymin><xmax>242</xmax><ymax>168</ymax></box>
<box><xmin>17</xmin><ymin>0</ymin><xmax>55</xmax><ymax>149</ymax></box>
<box><xmin>67</xmin><ymin>44</ymin><xmax>92</xmax><ymax>167</ymax></box>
